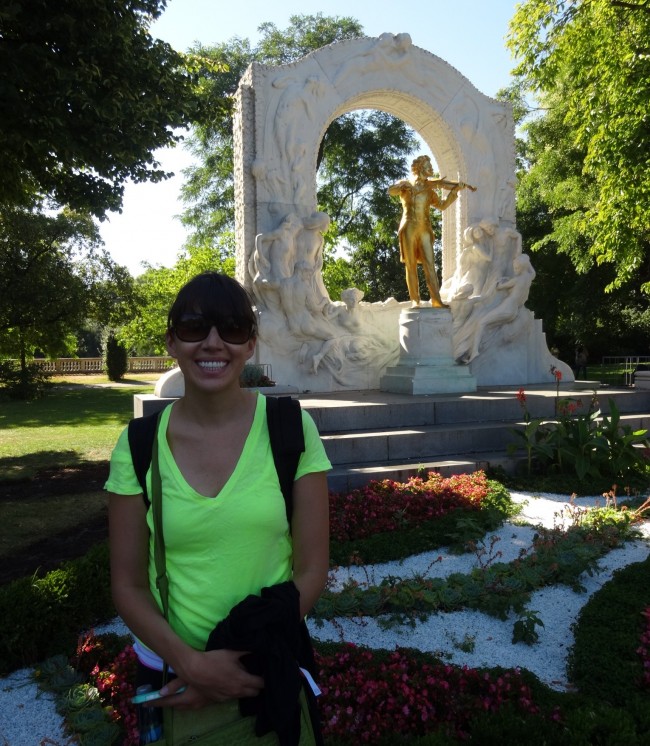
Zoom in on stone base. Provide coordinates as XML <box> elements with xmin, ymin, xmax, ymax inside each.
<box><xmin>380</xmin><ymin>307</ymin><xmax>477</xmax><ymax>395</ymax></box>
<box><xmin>134</xmin><ymin>385</ymin><xmax>298</xmax><ymax>417</ymax></box>
<box><xmin>635</xmin><ymin>371</ymin><xmax>650</xmax><ymax>390</ymax></box>
<box><xmin>380</xmin><ymin>363</ymin><xmax>477</xmax><ymax>395</ymax></box>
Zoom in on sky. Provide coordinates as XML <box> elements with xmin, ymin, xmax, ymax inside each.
<box><xmin>100</xmin><ymin>0</ymin><xmax>521</xmax><ymax>275</ymax></box>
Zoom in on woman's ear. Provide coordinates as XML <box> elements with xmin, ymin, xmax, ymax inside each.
<box><xmin>165</xmin><ymin>329</ymin><xmax>177</xmax><ymax>358</ymax></box>
<box><xmin>245</xmin><ymin>336</ymin><xmax>257</xmax><ymax>362</ymax></box>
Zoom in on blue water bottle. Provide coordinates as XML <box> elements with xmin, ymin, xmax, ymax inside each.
<box><xmin>136</xmin><ymin>685</ymin><xmax>163</xmax><ymax>744</ymax></box>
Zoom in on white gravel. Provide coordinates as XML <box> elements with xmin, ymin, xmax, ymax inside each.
<box><xmin>2</xmin><ymin>492</ymin><xmax>648</xmax><ymax>744</ymax></box>
<box><xmin>313</xmin><ymin>492</ymin><xmax>650</xmax><ymax>691</ymax></box>
<box><xmin>0</xmin><ymin>667</ymin><xmax>68</xmax><ymax>745</ymax></box>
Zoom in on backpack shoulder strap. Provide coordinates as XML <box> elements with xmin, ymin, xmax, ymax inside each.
<box><xmin>127</xmin><ymin>408</ymin><xmax>163</xmax><ymax>507</ymax></box>
<box><xmin>265</xmin><ymin>395</ymin><xmax>305</xmax><ymax>525</ymax></box>
<box><xmin>126</xmin><ymin>398</ymin><xmax>305</xmax><ymax>518</ymax></box>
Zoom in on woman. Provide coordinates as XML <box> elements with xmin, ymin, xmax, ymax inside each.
<box><xmin>105</xmin><ymin>272</ymin><xmax>331</xmax><ymax>743</ymax></box>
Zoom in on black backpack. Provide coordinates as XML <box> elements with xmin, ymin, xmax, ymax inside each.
<box><xmin>127</xmin><ymin>395</ymin><xmax>305</xmax><ymax>522</ymax></box>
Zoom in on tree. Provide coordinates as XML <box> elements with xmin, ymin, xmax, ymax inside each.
<box><xmin>320</xmin><ymin>251</ymin><xmax>356</xmax><ymax>302</ymax></box>
<box><xmin>502</xmin><ymin>53</ymin><xmax>649</xmax><ymax>358</ymax></box>
<box><xmin>104</xmin><ymin>332</ymin><xmax>128</xmax><ymax>381</ymax></box>
<box><xmin>182</xmin><ymin>14</ymin><xmax>363</xmax><ymax>240</ymax></box>
<box><xmin>181</xmin><ymin>15</ymin><xmax>419</xmax><ymax>300</ymax></box>
<box><xmin>119</xmin><ymin>235</ymin><xmax>236</xmax><ymax>355</ymax></box>
<box><xmin>317</xmin><ymin>110</ymin><xmax>419</xmax><ymax>301</ymax></box>
<box><xmin>76</xmin><ymin>255</ymin><xmax>140</xmax><ymax>358</ymax></box>
<box><xmin>0</xmin><ymin>0</ymin><xmax>226</xmax><ymax>217</ymax></box>
<box><xmin>0</xmin><ymin>205</ymin><xmax>133</xmax><ymax>369</ymax></box>
<box><xmin>507</xmin><ymin>0</ymin><xmax>650</xmax><ymax>292</ymax></box>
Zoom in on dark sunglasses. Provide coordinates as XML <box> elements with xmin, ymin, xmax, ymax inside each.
<box><xmin>171</xmin><ymin>315</ymin><xmax>254</xmax><ymax>345</ymax></box>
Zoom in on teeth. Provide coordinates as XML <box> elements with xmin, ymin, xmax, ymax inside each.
<box><xmin>198</xmin><ymin>361</ymin><xmax>226</xmax><ymax>370</ymax></box>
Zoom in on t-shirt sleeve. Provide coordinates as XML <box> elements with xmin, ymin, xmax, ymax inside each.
<box><xmin>295</xmin><ymin>409</ymin><xmax>332</xmax><ymax>480</ymax></box>
<box><xmin>104</xmin><ymin>425</ymin><xmax>143</xmax><ymax>495</ymax></box>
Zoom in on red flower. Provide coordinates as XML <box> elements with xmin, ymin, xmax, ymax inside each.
<box><xmin>328</xmin><ymin>471</ymin><xmax>490</xmax><ymax>542</ymax></box>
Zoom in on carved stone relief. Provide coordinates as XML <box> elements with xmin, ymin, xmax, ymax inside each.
<box><xmin>232</xmin><ymin>34</ymin><xmax>570</xmax><ymax>390</ymax></box>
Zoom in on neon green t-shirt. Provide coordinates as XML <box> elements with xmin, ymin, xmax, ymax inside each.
<box><xmin>105</xmin><ymin>393</ymin><xmax>331</xmax><ymax>652</ymax></box>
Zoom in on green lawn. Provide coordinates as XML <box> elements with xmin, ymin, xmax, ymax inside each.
<box><xmin>594</xmin><ymin>363</ymin><xmax>635</xmax><ymax>387</ymax></box>
<box><xmin>0</xmin><ymin>380</ymin><xmax>155</xmax><ymax>481</ymax></box>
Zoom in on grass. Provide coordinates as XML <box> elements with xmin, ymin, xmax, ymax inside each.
<box><xmin>0</xmin><ymin>375</ymin><xmax>155</xmax><ymax>481</ymax></box>
<box><xmin>48</xmin><ymin>373</ymin><xmax>160</xmax><ymax>386</ymax></box>
<box><xmin>0</xmin><ymin>490</ymin><xmax>107</xmax><ymax>564</ymax></box>
<box><xmin>594</xmin><ymin>363</ymin><xmax>635</xmax><ymax>387</ymax></box>
<box><xmin>0</xmin><ymin>376</ymin><xmax>157</xmax><ymax>578</ymax></box>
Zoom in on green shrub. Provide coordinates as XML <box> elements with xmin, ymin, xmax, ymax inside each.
<box><xmin>0</xmin><ymin>360</ymin><xmax>52</xmax><ymax>400</ymax></box>
<box><xmin>239</xmin><ymin>363</ymin><xmax>275</xmax><ymax>388</ymax></box>
<box><xmin>330</xmin><ymin>506</ymin><xmax>503</xmax><ymax>566</ymax></box>
<box><xmin>0</xmin><ymin>543</ymin><xmax>113</xmax><ymax>675</ymax></box>
<box><xmin>469</xmin><ymin>705</ymin><xmax>573</xmax><ymax>745</ymax></box>
<box><xmin>563</xmin><ymin>704</ymin><xmax>639</xmax><ymax>745</ymax></box>
<box><xmin>104</xmin><ymin>333</ymin><xmax>128</xmax><ymax>382</ymax></box>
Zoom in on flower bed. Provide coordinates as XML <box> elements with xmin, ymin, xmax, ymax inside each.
<box><xmin>329</xmin><ymin>471</ymin><xmax>491</xmax><ymax>542</ymax></box>
<box><xmin>51</xmin><ymin>635</ymin><xmax>554</xmax><ymax>745</ymax></box>
<box><xmin>315</xmin><ymin>644</ymin><xmax>548</xmax><ymax>742</ymax></box>
<box><xmin>33</xmin><ymin>473</ymin><xmax>650</xmax><ymax>745</ymax></box>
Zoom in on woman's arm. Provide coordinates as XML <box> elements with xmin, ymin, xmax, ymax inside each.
<box><xmin>108</xmin><ymin>492</ymin><xmax>176</xmax><ymax>649</ymax></box>
<box><xmin>289</xmin><ymin>471</ymin><xmax>330</xmax><ymax>618</ymax></box>
<box><xmin>108</xmin><ymin>492</ymin><xmax>263</xmax><ymax>706</ymax></box>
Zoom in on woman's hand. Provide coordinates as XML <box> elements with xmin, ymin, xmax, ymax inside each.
<box><xmin>170</xmin><ymin>648</ymin><xmax>264</xmax><ymax>706</ymax></box>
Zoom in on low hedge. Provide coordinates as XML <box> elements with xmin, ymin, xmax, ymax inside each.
<box><xmin>0</xmin><ymin>542</ymin><xmax>113</xmax><ymax>675</ymax></box>
<box><xmin>569</xmin><ymin>553</ymin><xmax>650</xmax><ymax>703</ymax></box>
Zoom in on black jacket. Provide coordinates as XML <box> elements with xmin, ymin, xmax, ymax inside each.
<box><xmin>206</xmin><ymin>581</ymin><xmax>319</xmax><ymax>746</ymax></box>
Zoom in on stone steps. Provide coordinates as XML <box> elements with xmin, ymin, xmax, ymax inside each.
<box><xmin>295</xmin><ymin>386</ymin><xmax>650</xmax><ymax>493</ymax></box>
<box><xmin>135</xmin><ymin>384</ymin><xmax>650</xmax><ymax>494</ymax></box>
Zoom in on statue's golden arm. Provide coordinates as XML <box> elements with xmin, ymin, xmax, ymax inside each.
<box><xmin>426</xmin><ymin>176</ymin><xmax>477</xmax><ymax>192</ymax></box>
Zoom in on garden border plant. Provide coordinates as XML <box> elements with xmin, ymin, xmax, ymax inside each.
<box><xmin>0</xmin><ymin>542</ymin><xmax>112</xmax><ymax>675</ymax></box>
<box><xmin>328</xmin><ymin>471</ymin><xmax>516</xmax><ymax>566</ymax></box>
<box><xmin>313</xmin><ymin>499</ymin><xmax>644</xmax><ymax>630</ymax></box>
<box><xmin>508</xmin><ymin>367</ymin><xmax>650</xmax><ymax>487</ymax></box>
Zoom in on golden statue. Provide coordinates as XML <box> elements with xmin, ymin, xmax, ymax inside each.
<box><xmin>388</xmin><ymin>155</ymin><xmax>476</xmax><ymax>307</ymax></box>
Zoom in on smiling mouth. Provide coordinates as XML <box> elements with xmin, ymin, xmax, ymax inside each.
<box><xmin>197</xmin><ymin>361</ymin><xmax>227</xmax><ymax>371</ymax></box>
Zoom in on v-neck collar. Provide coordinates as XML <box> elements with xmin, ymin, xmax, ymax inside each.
<box><xmin>158</xmin><ymin>394</ymin><xmax>263</xmax><ymax>499</ymax></box>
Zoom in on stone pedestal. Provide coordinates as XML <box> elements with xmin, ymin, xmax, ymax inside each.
<box><xmin>380</xmin><ymin>307</ymin><xmax>476</xmax><ymax>395</ymax></box>
<box><xmin>635</xmin><ymin>370</ymin><xmax>650</xmax><ymax>390</ymax></box>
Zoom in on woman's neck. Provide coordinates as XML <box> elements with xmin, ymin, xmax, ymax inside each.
<box><xmin>174</xmin><ymin>387</ymin><xmax>257</xmax><ymax>428</ymax></box>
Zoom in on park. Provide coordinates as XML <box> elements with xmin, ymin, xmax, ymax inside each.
<box><xmin>1</xmin><ymin>1</ymin><xmax>649</xmax><ymax>744</ymax></box>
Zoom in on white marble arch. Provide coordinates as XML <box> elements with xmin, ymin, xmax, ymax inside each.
<box><xmin>232</xmin><ymin>33</ymin><xmax>570</xmax><ymax>391</ymax></box>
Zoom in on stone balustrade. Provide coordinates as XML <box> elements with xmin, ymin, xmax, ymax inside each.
<box><xmin>21</xmin><ymin>357</ymin><xmax>177</xmax><ymax>374</ymax></box>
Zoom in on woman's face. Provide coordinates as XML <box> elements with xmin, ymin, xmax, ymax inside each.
<box><xmin>166</xmin><ymin>313</ymin><xmax>256</xmax><ymax>397</ymax></box>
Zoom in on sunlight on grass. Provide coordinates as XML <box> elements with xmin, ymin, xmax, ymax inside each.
<box><xmin>49</xmin><ymin>374</ymin><xmax>159</xmax><ymax>386</ymax></box>
<box><xmin>0</xmin><ymin>382</ymin><xmax>155</xmax><ymax>480</ymax></box>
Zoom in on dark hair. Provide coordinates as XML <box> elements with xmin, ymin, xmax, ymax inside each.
<box><xmin>167</xmin><ymin>272</ymin><xmax>257</xmax><ymax>337</ymax></box>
